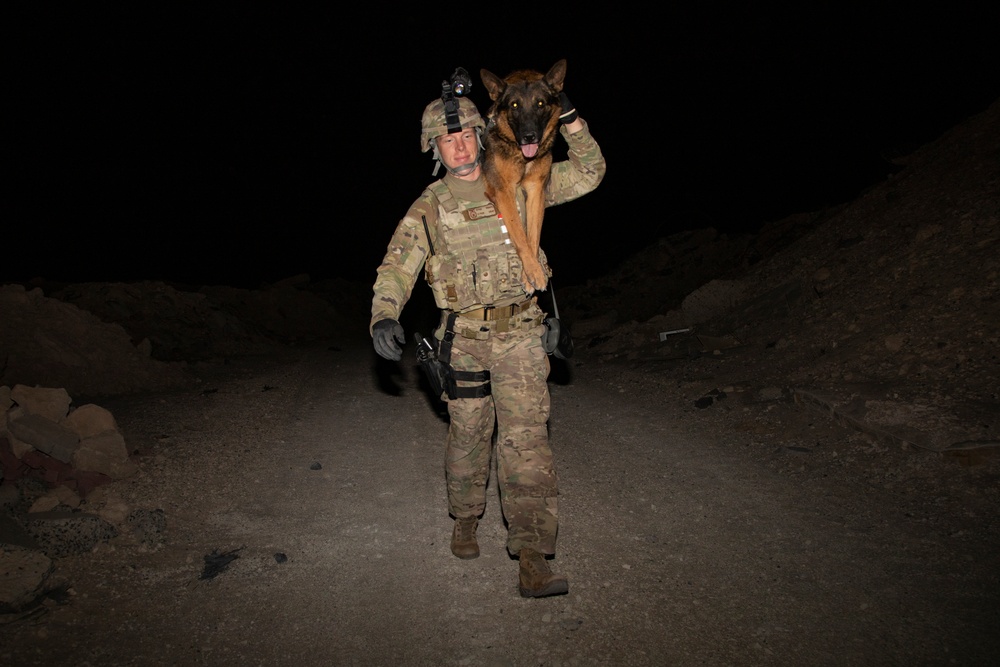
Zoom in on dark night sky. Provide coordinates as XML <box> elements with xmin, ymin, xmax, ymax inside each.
<box><xmin>9</xmin><ymin>6</ymin><xmax>1000</xmax><ymax>289</ymax></box>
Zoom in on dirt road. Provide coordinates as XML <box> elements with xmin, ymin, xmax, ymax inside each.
<box><xmin>4</xmin><ymin>334</ymin><xmax>998</xmax><ymax>666</ymax></box>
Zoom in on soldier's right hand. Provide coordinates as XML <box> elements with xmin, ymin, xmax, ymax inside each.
<box><xmin>372</xmin><ymin>319</ymin><xmax>406</xmax><ymax>361</ymax></box>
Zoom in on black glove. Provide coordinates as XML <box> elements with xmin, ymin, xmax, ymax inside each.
<box><xmin>558</xmin><ymin>92</ymin><xmax>578</xmax><ymax>125</ymax></box>
<box><xmin>372</xmin><ymin>319</ymin><xmax>405</xmax><ymax>361</ymax></box>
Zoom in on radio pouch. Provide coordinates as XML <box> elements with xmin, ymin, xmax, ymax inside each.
<box><xmin>540</xmin><ymin>280</ymin><xmax>574</xmax><ymax>359</ymax></box>
<box><xmin>542</xmin><ymin>317</ymin><xmax>574</xmax><ymax>360</ymax></box>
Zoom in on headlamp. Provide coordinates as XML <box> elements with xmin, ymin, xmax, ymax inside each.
<box><xmin>448</xmin><ymin>67</ymin><xmax>472</xmax><ymax>97</ymax></box>
<box><xmin>441</xmin><ymin>67</ymin><xmax>473</xmax><ymax>134</ymax></box>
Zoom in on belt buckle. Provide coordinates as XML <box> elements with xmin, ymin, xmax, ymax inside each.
<box><xmin>478</xmin><ymin>302</ymin><xmax>523</xmax><ymax>322</ymax></box>
<box><xmin>459</xmin><ymin>307</ymin><xmax>485</xmax><ymax>320</ymax></box>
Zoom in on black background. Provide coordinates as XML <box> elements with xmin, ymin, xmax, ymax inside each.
<box><xmin>9</xmin><ymin>5</ymin><xmax>1000</xmax><ymax>288</ymax></box>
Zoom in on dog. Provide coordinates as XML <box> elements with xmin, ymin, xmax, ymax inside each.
<box><xmin>480</xmin><ymin>59</ymin><xmax>567</xmax><ymax>293</ymax></box>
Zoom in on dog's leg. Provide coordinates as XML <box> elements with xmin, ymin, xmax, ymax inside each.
<box><xmin>490</xmin><ymin>187</ymin><xmax>548</xmax><ymax>293</ymax></box>
<box><xmin>484</xmin><ymin>181</ymin><xmax>546</xmax><ymax>294</ymax></box>
<box><xmin>521</xmin><ymin>157</ymin><xmax>552</xmax><ymax>290</ymax></box>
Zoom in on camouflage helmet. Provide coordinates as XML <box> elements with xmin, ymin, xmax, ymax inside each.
<box><xmin>420</xmin><ymin>96</ymin><xmax>485</xmax><ymax>153</ymax></box>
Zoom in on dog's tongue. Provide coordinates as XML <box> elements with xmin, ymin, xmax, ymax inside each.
<box><xmin>521</xmin><ymin>143</ymin><xmax>539</xmax><ymax>158</ymax></box>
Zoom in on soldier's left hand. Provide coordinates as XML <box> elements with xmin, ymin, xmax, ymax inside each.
<box><xmin>558</xmin><ymin>92</ymin><xmax>578</xmax><ymax>125</ymax></box>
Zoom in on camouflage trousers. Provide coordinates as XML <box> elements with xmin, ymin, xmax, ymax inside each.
<box><xmin>440</xmin><ymin>316</ymin><xmax>559</xmax><ymax>556</ymax></box>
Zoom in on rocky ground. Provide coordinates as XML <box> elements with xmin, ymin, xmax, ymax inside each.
<box><xmin>0</xmin><ymin>99</ymin><xmax>997</xmax><ymax>665</ymax></box>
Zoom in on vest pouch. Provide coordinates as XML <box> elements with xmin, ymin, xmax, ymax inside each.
<box><xmin>474</xmin><ymin>249</ymin><xmax>525</xmax><ymax>305</ymax></box>
<box><xmin>473</xmin><ymin>248</ymin><xmax>497</xmax><ymax>304</ymax></box>
<box><xmin>425</xmin><ymin>254</ymin><xmax>455</xmax><ymax>309</ymax></box>
<box><xmin>427</xmin><ymin>255</ymin><xmax>479</xmax><ymax>311</ymax></box>
<box><xmin>497</xmin><ymin>251</ymin><xmax>522</xmax><ymax>296</ymax></box>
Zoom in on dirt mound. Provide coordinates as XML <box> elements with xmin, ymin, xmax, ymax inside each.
<box><xmin>564</xmin><ymin>98</ymin><xmax>999</xmax><ymax>454</ymax></box>
<box><xmin>0</xmin><ymin>276</ymin><xmax>368</xmax><ymax>400</ymax></box>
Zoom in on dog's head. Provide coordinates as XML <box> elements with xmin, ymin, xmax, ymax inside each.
<box><xmin>480</xmin><ymin>60</ymin><xmax>566</xmax><ymax>159</ymax></box>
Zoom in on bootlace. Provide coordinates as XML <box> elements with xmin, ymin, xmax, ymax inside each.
<box><xmin>520</xmin><ymin>549</ymin><xmax>551</xmax><ymax>575</ymax></box>
<box><xmin>455</xmin><ymin>517</ymin><xmax>477</xmax><ymax>542</ymax></box>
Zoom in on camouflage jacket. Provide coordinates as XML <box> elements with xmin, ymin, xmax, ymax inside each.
<box><xmin>370</xmin><ymin>119</ymin><xmax>606</xmax><ymax>333</ymax></box>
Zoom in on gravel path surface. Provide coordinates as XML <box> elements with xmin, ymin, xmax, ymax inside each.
<box><xmin>4</xmin><ymin>336</ymin><xmax>998</xmax><ymax>666</ymax></box>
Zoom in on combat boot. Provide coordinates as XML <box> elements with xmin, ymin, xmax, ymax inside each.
<box><xmin>518</xmin><ymin>548</ymin><xmax>568</xmax><ymax>598</ymax></box>
<box><xmin>451</xmin><ymin>516</ymin><xmax>479</xmax><ymax>559</ymax></box>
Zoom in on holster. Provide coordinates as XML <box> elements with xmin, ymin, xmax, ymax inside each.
<box><xmin>415</xmin><ymin>315</ymin><xmax>491</xmax><ymax>401</ymax></box>
<box><xmin>414</xmin><ymin>333</ymin><xmax>449</xmax><ymax>400</ymax></box>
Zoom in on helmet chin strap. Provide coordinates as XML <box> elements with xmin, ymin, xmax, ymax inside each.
<box><xmin>447</xmin><ymin>153</ymin><xmax>481</xmax><ymax>177</ymax></box>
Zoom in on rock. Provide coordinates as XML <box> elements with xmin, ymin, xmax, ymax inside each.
<box><xmin>0</xmin><ymin>545</ymin><xmax>55</xmax><ymax>613</ymax></box>
<box><xmin>9</xmin><ymin>385</ymin><xmax>72</xmax><ymax>421</ymax></box>
<box><xmin>81</xmin><ymin>487</ymin><xmax>130</xmax><ymax>525</ymax></box>
<box><xmin>63</xmin><ymin>404</ymin><xmax>118</xmax><ymax>439</ymax></box>
<box><xmin>6</xmin><ymin>410</ymin><xmax>79</xmax><ymax>463</ymax></box>
<box><xmin>25</xmin><ymin>511</ymin><xmax>119</xmax><ymax>558</ymax></box>
<box><xmin>72</xmin><ymin>431</ymin><xmax>137</xmax><ymax>479</ymax></box>
<box><xmin>0</xmin><ymin>386</ymin><xmax>13</xmax><ymax>418</ymax></box>
<box><xmin>1</xmin><ymin>387</ymin><xmax>136</xmax><ymax>491</ymax></box>
<box><xmin>28</xmin><ymin>486</ymin><xmax>81</xmax><ymax>513</ymax></box>
<box><xmin>127</xmin><ymin>508</ymin><xmax>167</xmax><ymax>549</ymax></box>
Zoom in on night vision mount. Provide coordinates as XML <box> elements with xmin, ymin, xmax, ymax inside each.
<box><xmin>441</xmin><ymin>67</ymin><xmax>473</xmax><ymax>134</ymax></box>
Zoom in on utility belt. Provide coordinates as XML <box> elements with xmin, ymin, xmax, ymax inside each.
<box><xmin>447</xmin><ymin>299</ymin><xmax>543</xmax><ymax>339</ymax></box>
<box><xmin>458</xmin><ymin>298</ymin><xmax>535</xmax><ymax>321</ymax></box>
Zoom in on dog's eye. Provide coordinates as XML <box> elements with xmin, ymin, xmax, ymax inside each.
<box><xmin>511</xmin><ymin>101</ymin><xmax>519</xmax><ymax>110</ymax></box>
<box><xmin>537</xmin><ymin>100</ymin><xmax>545</xmax><ymax>108</ymax></box>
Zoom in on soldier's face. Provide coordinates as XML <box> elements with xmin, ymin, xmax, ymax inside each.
<box><xmin>435</xmin><ymin>129</ymin><xmax>479</xmax><ymax>170</ymax></box>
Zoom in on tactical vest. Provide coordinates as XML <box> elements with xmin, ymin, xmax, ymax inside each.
<box><xmin>423</xmin><ymin>180</ymin><xmax>546</xmax><ymax>312</ymax></box>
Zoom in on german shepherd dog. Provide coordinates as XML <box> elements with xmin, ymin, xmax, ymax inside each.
<box><xmin>480</xmin><ymin>59</ymin><xmax>567</xmax><ymax>293</ymax></box>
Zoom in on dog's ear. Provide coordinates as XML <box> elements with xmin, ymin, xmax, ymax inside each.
<box><xmin>480</xmin><ymin>69</ymin><xmax>505</xmax><ymax>101</ymax></box>
<box><xmin>545</xmin><ymin>59</ymin><xmax>567</xmax><ymax>93</ymax></box>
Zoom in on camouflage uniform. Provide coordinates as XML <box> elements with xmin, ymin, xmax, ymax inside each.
<box><xmin>371</xmin><ymin>120</ymin><xmax>605</xmax><ymax>556</ymax></box>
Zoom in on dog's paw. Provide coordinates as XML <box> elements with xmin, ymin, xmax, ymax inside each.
<box><xmin>522</xmin><ymin>266</ymin><xmax>548</xmax><ymax>293</ymax></box>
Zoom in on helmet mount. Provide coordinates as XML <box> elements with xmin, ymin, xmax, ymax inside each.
<box><xmin>420</xmin><ymin>67</ymin><xmax>484</xmax><ymax>175</ymax></box>
<box><xmin>441</xmin><ymin>67</ymin><xmax>473</xmax><ymax>135</ymax></box>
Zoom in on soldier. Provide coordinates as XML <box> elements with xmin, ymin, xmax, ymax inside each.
<box><xmin>370</xmin><ymin>67</ymin><xmax>605</xmax><ymax>597</ymax></box>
